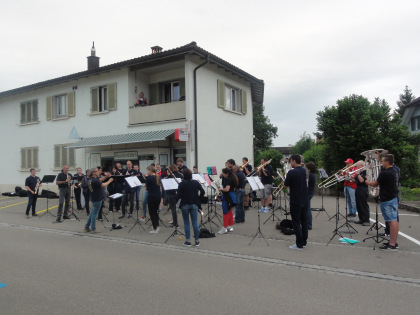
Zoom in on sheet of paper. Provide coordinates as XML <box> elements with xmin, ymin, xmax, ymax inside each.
<box><xmin>162</xmin><ymin>178</ymin><xmax>179</xmax><ymax>190</ymax></box>
<box><xmin>109</xmin><ymin>193</ymin><xmax>124</xmax><ymax>199</ymax></box>
<box><xmin>193</xmin><ymin>174</ymin><xmax>208</xmax><ymax>186</ymax></box>
<box><xmin>125</xmin><ymin>176</ymin><xmax>142</xmax><ymax>188</ymax></box>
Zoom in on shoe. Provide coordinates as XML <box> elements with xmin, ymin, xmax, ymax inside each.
<box><xmin>90</xmin><ymin>230</ymin><xmax>100</xmax><ymax>234</ymax></box>
<box><xmin>84</xmin><ymin>228</ymin><xmax>91</xmax><ymax>232</ymax></box>
<box><xmin>258</xmin><ymin>207</ymin><xmax>265</xmax><ymax>213</ymax></box>
<box><xmin>383</xmin><ymin>242</ymin><xmax>399</xmax><ymax>249</ymax></box>
<box><xmin>183</xmin><ymin>241</ymin><xmax>192</xmax><ymax>247</ymax></box>
<box><xmin>158</xmin><ymin>208</ymin><xmax>163</xmax><ymax>213</ymax></box>
<box><xmin>138</xmin><ymin>218</ymin><xmax>145</xmax><ymax>222</ymax></box>
<box><xmin>362</xmin><ymin>221</ymin><xmax>371</xmax><ymax>226</ymax></box>
<box><xmin>354</xmin><ymin>220</ymin><xmax>364</xmax><ymax>224</ymax></box>
<box><xmin>63</xmin><ymin>216</ymin><xmax>71</xmax><ymax>220</ymax></box>
<box><xmin>170</xmin><ymin>224</ymin><xmax>179</xmax><ymax>228</ymax></box>
<box><xmin>235</xmin><ymin>220</ymin><xmax>242</xmax><ymax>224</ymax></box>
<box><xmin>54</xmin><ymin>218</ymin><xmax>63</xmax><ymax>223</ymax></box>
<box><xmin>195</xmin><ymin>241</ymin><xmax>200</xmax><ymax>247</ymax></box>
<box><xmin>156</xmin><ymin>227</ymin><xmax>160</xmax><ymax>232</ymax></box>
<box><xmin>118</xmin><ymin>215</ymin><xmax>125</xmax><ymax>219</ymax></box>
<box><xmin>227</xmin><ymin>226</ymin><xmax>233</xmax><ymax>232</ymax></box>
<box><xmin>26</xmin><ymin>214</ymin><xmax>30</xmax><ymax>218</ymax></box>
<box><xmin>378</xmin><ymin>233</ymin><xmax>390</xmax><ymax>238</ymax></box>
<box><xmin>149</xmin><ymin>229</ymin><xmax>158</xmax><ymax>234</ymax></box>
<box><xmin>289</xmin><ymin>244</ymin><xmax>303</xmax><ymax>250</ymax></box>
<box><xmin>263</xmin><ymin>207</ymin><xmax>269</xmax><ymax>213</ymax></box>
<box><xmin>218</xmin><ymin>227</ymin><xmax>228</xmax><ymax>234</ymax></box>
<box><xmin>350</xmin><ymin>214</ymin><xmax>356</xmax><ymax>217</ymax></box>
<box><xmin>32</xmin><ymin>213</ymin><xmax>38</xmax><ymax>217</ymax></box>
<box><xmin>128</xmin><ymin>214</ymin><xmax>132</xmax><ymax>218</ymax></box>
<box><xmin>379</xmin><ymin>243</ymin><xmax>397</xmax><ymax>251</ymax></box>
<box><xmin>98</xmin><ymin>219</ymin><xmax>104</xmax><ymax>222</ymax></box>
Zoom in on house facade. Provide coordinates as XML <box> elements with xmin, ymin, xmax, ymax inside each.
<box><xmin>0</xmin><ymin>42</ymin><xmax>264</xmax><ymax>192</ymax></box>
<box><xmin>401</xmin><ymin>96</ymin><xmax>420</xmax><ymax>134</ymax></box>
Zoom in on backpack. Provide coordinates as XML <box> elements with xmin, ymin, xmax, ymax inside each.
<box><xmin>276</xmin><ymin>219</ymin><xmax>295</xmax><ymax>235</ymax></box>
<box><xmin>199</xmin><ymin>228</ymin><xmax>215</xmax><ymax>238</ymax></box>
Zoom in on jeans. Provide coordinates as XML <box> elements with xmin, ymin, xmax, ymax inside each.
<box><xmin>26</xmin><ymin>193</ymin><xmax>38</xmax><ymax>215</ymax></box>
<box><xmin>57</xmin><ymin>187</ymin><xmax>71</xmax><ymax>219</ymax></box>
<box><xmin>135</xmin><ymin>186</ymin><xmax>141</xmax><ymax>210</ymax></box>
<box><xmin>344</xmin><ymin>185</ymin><xmax>357</xmax><ymax>215</ymax></box>
<box><xmin>307</xmin><ymin>192</ymin><xmax>314</xmax><ymax>229</ymax></box>
<box><xmin>290</xmin><ymin>202</ymin><xmax>308</xmax><ymax>248</ymax></box>
<box><xmin>181</xmin><ymin>204</ymin><xmax>199</xmax><ymax>241</ymax></box>
<box><xmin>143</xmin><ymin>191</ymin><xmax>148</xmax><ymax>217</ymax></box>
<box><xmin>85</xmin><ymin>200</ymin><xmax>102</xmax><ymax>231</ymax></box>
<box><xmin>234</xmin><ymin>189</ymin><xmax>245</xmax><ymax>222</ymax></box>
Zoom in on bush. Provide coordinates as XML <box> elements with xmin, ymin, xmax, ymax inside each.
<box><xmin>400</xmin><ymin>187</ymin><xmax>420</xmax><ymax>201</ymax></box>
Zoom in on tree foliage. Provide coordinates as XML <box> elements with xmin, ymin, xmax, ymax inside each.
<box><xmin>316</xmin><ymin>94</ymin><xmax>419</xmax><ymax>187</ymax></box>
<box><xmin>255</xmin><ymin>148</ymin><xmax>283</xmax><ymax>171</ymax></box>
<box><xmin>253</xmin><ymin>103</ymin><xmax>278</xmax><ymax>156</ymax></box>
<box><xmin>291</xmin><ymin>132</ymin><xmax>314</xmax><ymax>154</ymax></box>
<box><xmin>395</xmin><ymin>85</ymin><xmax>415</xmax><ymax>116</ymax></box>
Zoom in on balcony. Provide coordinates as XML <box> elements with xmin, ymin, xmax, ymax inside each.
<box><xmin>129</xmin><ymin>101</ymin><xmax>186</xmax><ymax>125</ymax></box>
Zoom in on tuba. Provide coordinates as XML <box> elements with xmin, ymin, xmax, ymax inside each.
<box><xmin>361</xmin><ymin>149</ymin><xmax>387</xmax><ymax>197</ymax></box>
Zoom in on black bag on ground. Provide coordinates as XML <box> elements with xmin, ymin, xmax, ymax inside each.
<box><xmin>199</xmin><ymin>228</ymin><xmax>215</xmax><ymax>238</ymax></box>
<box><xmin>276</xmin><ymin>219</ymin><xmax>295</xmax><ymax>235</ymax></box>
<box><xmin>19</xmin><ymin>190</ymin><xmax>28</xmax><ymax>197</ymax></box>
<box><xmin>40</xmin><ymin>190</ymin><xmax>59</xmax><ymax>199</ymax></box>
<box><xmin>15</xmin><ymin>186</ymin><xmax>23</xmax><ymax>194</ymax></box>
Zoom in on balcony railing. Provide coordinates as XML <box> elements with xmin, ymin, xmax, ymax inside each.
<box><xmin>129</xmin><ymin>101</ymin><xmax>186</xmax><ymax>125</ymax></box>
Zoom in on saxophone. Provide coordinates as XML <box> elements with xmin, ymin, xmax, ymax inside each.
<box><xmin>34</xmin><ymin>179</ymin><xmax>41</xmax><ymax>194</ymax></box>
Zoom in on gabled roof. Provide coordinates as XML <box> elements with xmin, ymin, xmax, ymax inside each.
<box><xmin>0</xmin><ymin>41</ymin><xmax>264</xmax><ymax>104</ymax></box>
<box><xmin>405</xmin><ymin>96</ymin><xmax>420</xmax><ymax>109</ymax></box>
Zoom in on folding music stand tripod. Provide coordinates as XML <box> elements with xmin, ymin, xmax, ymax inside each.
<box><xmin>107</xmin><ymin>193</ymin><xmax>125</xmax><ymax>231</ymax></box>
<box><xmin>327</xmin><ymin>191</ymin><xmax>350</xmax><ymax>246</ymax></box>
<box><xmin>200</xmin><ymin>186</ymin><xmax>219</xmax><ymax>231</ymax></box>
<box><xmin>38</xmin><ymin>175</ymin><xmax>57</xmax><ymax>218</ymax></box>
<box><xmin>249</xmin><ymin>187</ymin><xmax>269</xmax><ymax>246</ymax></box>
<box><xmin>263</xmin><ymin>189</ymin><xmax>281</xmax><ymax>225</ymax></box>
<box><xmin>125</xmin><ymin>178</ymin><xmax>145</xmax><ymax>233</ymax></box>
<box><xmin>363</xmin><ymin>197</ymin><xmax>385</xmax><ymax>249</ymax></box>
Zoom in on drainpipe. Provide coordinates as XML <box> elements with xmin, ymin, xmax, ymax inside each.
<box><xmin>193</xmin><ymin>55</ymin><xmax>209</xmax><ymax>169</ymax></box>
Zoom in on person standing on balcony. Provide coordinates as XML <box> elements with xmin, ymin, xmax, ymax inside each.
<box><xmin>136</xmin><ymin>92</ymin><xmax>147</xmax><ymax>106</ymax></box>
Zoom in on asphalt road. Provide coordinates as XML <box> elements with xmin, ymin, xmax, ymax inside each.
<box><xmin>0</xmin><ymin>195</ymin><xmax>419</xmax><ymax>314</ymax></box>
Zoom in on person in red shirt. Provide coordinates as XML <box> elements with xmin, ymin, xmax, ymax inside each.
<box><xmin>343</xmin><ymin>158</ymin><xmax>357</xmax><ymax>217</ymax></box>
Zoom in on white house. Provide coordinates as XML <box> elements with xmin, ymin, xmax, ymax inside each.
<box><xmin>401</xmin><ymin>96</ymin><xmax>420</xmax><ymax>134</ymax></box>
<box><xmin>0</xmin><ymin>42</ymin><xmax>264</xmax><ymax>192</ymax></box>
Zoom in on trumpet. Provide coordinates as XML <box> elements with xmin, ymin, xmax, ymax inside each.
<box><xmin>318</xmin><ymin>163</ymin><xmax>357</xmax><ymax>188</ymax></box>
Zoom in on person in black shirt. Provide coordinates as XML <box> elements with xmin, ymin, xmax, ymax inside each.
<box><xmin>176</xmin><ymin>158</ymin><xmax>187</xmax><ymax>173</ymax></box>
<box><xmin>24</xmin><ymin>168</ymin><xmax>41</xmax><ymax>217</ymax></box>
<box><xmin>108</xmin><ymin>166</ymin><xmax>123</xmax><ymax>212</ymax></box>
<box><xmin>146</xmin><ymin>165</ymin><xmax>162</xmax><ymax>233</ymax></box>
<box><xmin>354</xmin><ymin>160</ymin><xmax>370</xmax><ymax>226</ymax></box>
<box><xmin>81</xmin><ymin>169</ymin><xmax>91</xmax><ymax>215</ymax></box>
<box><xmin>120</xmin><ymin>160</ymin><xmax>137</xmax><ymax>219</ymax></box>
<box><xmin>258</xmin><ymin>157</ymin><xmax>273</xmax><ymax>213</ymax></box>
<box><xmin>74</xmin><ymin>168</ymin><xmax>84</xmax><ymax>210</ymax></box>
<box><xmin>367</xmin><ymin>154</ymin><xmax>399</xmax><ymax>251</ymax></box>
<box><xmin>284</xmin><ymin>155</ymin><xmax>308</xmax><ymax>250</ymax></box>
<box><xmin>305</xmin><ymin>162</ymin><xmax>317</xmax><ymax>230</ymax></box>
<box><xmin>177</xmin><ymin>169</ymin><xmax>205</xmax><ymax>246</ymax></box>
<box><xmin>165</xmin><ymin>164</ymin><xmax>183</xmax><ymax>228</ymax></box>
<box><xmin>233</xmin><ymin>165</ymin><xmax>246</xmax><ymax>223</ymax></box>
<box><xmin>217</xmin><ymin>168</ymin><xmax>238</xmax><ymax>234</ymax></box>
<box><xmin>241</xmin><ymin>157</ymin><xmax>253</xmax><ymax>209</ymax></box>
<box><xmin>55</xmin><ymin>165</ymin><xmax>72</xmax><ymax>222</ymax></box>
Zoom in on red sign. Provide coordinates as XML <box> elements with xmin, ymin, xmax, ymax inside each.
<box><xmin>175</xmin><ymin>128</ymin><xmax>189</xmax><ymax>142</ymax></box>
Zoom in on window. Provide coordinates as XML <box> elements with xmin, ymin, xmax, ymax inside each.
<box><xmin>91</xmin><ymin>83</ymin><xmax>117</xmax><ymax>113</ymax></box>
<box><xmin>148</xmin><ymin>78</ymin><xmax>185</xmax><ymax>105</ymax></box>
<box><xmin>20</xmin><ymin>100</ymin><xmax>38</xmax><ymax>124</ymax></box>
<box><xmin>54</xmin><ymin>144</ymin><xmax>75</xmax><ymax>169</ymax></box>
<box><xmin>46</xmin><ymin>92</ymin><xmax>75</xmax><ymax>120</ymax></box>
<box><xmin>21</xmin><ymin>147</ymin><xmax>39</xmax><ymax>170</ymax></box>
<box><xmin>411</xmin><ymin>116</ymin><xmax>420</xmax><ymax>131</ymax></box>
<box><xmin>162</xmin><ymin>81</ymin><xmax>180</xmax><ymax>103</ymax></box>
<box><xmin>217</xmin><ymin>80</ymin><xmax>247</xmax><ymax>114</ymax></box>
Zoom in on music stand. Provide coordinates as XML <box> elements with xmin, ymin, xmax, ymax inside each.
<box><xmin>363</xmin><ymin>197</ymin><xmax>385</xmax><ymax>249</ymax></box>
<box><xmin>313</xmin><ymin>169</ymin><xmax>331</xmax><ymax>219</ymax></box>
<box><xmin>39</xmin><ymin>175</ymin><xmax>57</xmax><ymax>218</ymax></box>
<box><xmin>248</xmin><ymin>176</ymin><xmax>269</xmax><ymax>246</ymax></box>
<box><xmin>125</xmin><ymin>176</ymin><xmax>145</xmax><ymax>233</ymax></box>
<box><xmin>107</xmin><ymin>193</ymin><xmax>125</xmax><ymax>231</ymax></box>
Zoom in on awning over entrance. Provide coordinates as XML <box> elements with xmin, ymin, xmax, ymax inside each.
<box><xmin>66</xmin><ymin>129</ymin><xmax>175</xmax><ymax>148</ymax></box>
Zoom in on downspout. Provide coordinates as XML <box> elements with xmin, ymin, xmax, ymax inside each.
<box><xmin>193</xmin><ymin>55</ymin><xmax>209</xmax><ymax>169</ymax></box>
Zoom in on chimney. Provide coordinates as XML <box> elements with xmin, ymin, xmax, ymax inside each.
<box><xmin>151</xmin><ymin>46</ymin><xmax>163</xmax><ymax>54</ymax></box>
<box><xmin>87</xmin><ymin>42</ymin><xmax>100</xmax><ymax>70</ymax></box>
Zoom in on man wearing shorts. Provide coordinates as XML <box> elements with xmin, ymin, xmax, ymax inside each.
<box><xmin>258</xmin><ymin>157</ymin><xmax>273</xmax><ymax>213</ymax></box>
<box><xmin>367</xmin><ymin>154</ymin><xmax>399</xmax><ymax>251</ymax></box>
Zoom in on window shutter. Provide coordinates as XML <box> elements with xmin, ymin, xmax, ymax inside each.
<box><xmin>21</xmin><ymin>148</ymin><xmax>26</xmax><ymax>169</ymax></box>
<box><xmin>69</xmin><ymin>148</ymin><xmax>75</xmax><ymax>167</ymax></box>
<box><xmin>33</xmin><ymin>147</ymin><xmax>39</xmax><ymax>168</ymax></box>
<box><xmin>241</xmin><ymin>90</ymin><xmax>247</xmax><ymax>115</ymax></box>
<box><xmin>33</xmin><ymin>101</ymin><xmax>38</xmax><ymax>121</ymax></box>
<box><xmin>46</xmin><ymin>96</ymin><xmax>52</xmax><ymax>120</ymax></box>
<box><xmin>20</xmin><ymin>103</ymin><xmax>25</xmax><ymax>124</ymax></box>
<box><xmin>54</xmin><ymin>145</ymin><xmax>60</xmax><ymax>168</ymax></box>
<box><xmin>107</xmin><ymin>83</ymin><xmax>117</xmax><ymax>111</ymax></box>
<box><xmin>149</xmin><ymin>83</ymin><xmax>158</xmax><ymax>105</ymax></box>
<box><xmin>62</xmin><ymin>146</ymin><xmax>68</xmax><ymax>166</ymax></box>
<box><xmin>27</xmin><ymin>149</ymin><xmax>32</xmax><ymax>168</ymax></box>
<box><xmin>67</xmin><ymin>91</ymin><xmax>75</xmax><ymax>117</ymax></box>
<box><xmin>91</xmin><ymin>87</ymin><xmax>99</xmax><ymax>112</ymax></box>
<box><xmin>217</xmin><ymin>80</ymin><xmax>225</xmax><ymax>109</ymax></box>
<box><xmin>26</xmin><ymin>103</ymin><xmax>32</xmax><ymax>123</ymax></box>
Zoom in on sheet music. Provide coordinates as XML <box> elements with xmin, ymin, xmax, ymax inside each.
<box><xmin>247</xmin><ymin>176</ymin><xmax>264</xmax><ymax>191</ymax></box>
<box><xmin>203</xmin><ymin>173</ymin><xmax>213</xmax><ymax>186</ymax></box>
<box><xmin>109</xmin><ymin>193</ymin><xmax>124</xmax><ymax>199</ymax></box>
<box><xmin>125</xmin><ymin>176</ymin><xmax>142</xmax><ymax>188</ymax></box>
<box><xmin>162</xmin><ymin>178</ymin><xmax>179</xmax><ymax>190</ymax></box>
<box><xmin>193</xmin><ymin>174</ymin><xmax>208</xmax><ymax>186</ymax></box>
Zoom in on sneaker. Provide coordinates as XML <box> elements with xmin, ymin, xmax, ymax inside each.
<box><xmin>63</xmin><ymin>216</ymin><xmax>71</xmax><ymax>220</ymax></box>
<box><xmin>183</xmin><ymin>241</ymin><xmax>192</xmax><ymax>247</ymax></box>
<box><xmin>118</xmin><ymin>215</ymin><xmax>125</xmax><ymax>219</ymax></box>
<box><xmin>54</xmin><ymin>220</ymin><xmax>63</xmax><ymax>223</ymax></box>
<box><xmin>84</xmin><ymin>228</ymin><xmax>91</xmax><ymax>232</ymax></box>
<box><xmin>258</xmin><ymin>207</ymin><xmax>265</xmax><ymax>213</ymax></box>
<box><xmin>32</xmin><ymin>213</ymin><xmax>38</xmax><ymax>217</ymax></box>
<box><xmin>90</xmin><ymin>230</ymin><xmax>100</xmax><ymax>234</ymax></box>
<box><xmin>156</xmin><ymin>227</ymin><xmax>160</xmax><ymax>232</ymax></box>
<box><xmin>227</xmin><ymin>226</ymin><xmax>234</xmax><ymax>232</ymax></box>
<box><xmin>289</xmin><ymin>244</ymin><xmax>303</xmax><ymax>250</ymax></box>
<box><xmin>362</xmin><ymin>221</ymin><xmax>371</xmax><ymax>226</ymax></box>
<box><xmin>170</xmin><ymin>224</ymin><xmax>179</xmax><ymax>228</ymax></box>
<box><xmin>263</xmin><ymin>207</ymin><xmax>269</xmax><ymax>213</ymax></box>
<box><xmin>158</xmin><ymin>208</ymin><xmax>163</xmax><ymax>213</ymax></box>
<box><xmin>378</xmin><ymin>233</ymin><xmax>390</xmax><ymax>238</ymax></box>
<box><xmin>195</xmin><ymin>241</ymin><xmax>200</xmax><ymax>247</ymax></box>
<box><xmin>149</xmin><ymin>229</ymin><xmax>158</xmax><ymax>234</ymax></box>
<box><xmin>379</xmin><ymin>243</ymin><xmax>397</xmax><ymax>251</ymax></box>
<box><xmin>127</xmin><ymin>214</ymin><xmax>132</xmax><ymax>218</ymax></box>
<box><xmin>383</xmin><ymin>242</ymin><xmax>399</xmax><ymax>249</ymax></box>
<box><xmin>218</xmin><ymin>227</ymin><xmax>228</xmax><ymax>234</ymax></box>
<box><xmin>138</xmin><ymin>217</ymin><xmax>145</xmax><ymax>222</ymax></box>
<box><xmin>354</xmin><ymin>220</ymin><xmax>364</xmax><ymax>225</ymax></box>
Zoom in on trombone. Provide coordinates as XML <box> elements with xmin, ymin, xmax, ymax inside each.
<box><xmin>248</xmin><ymin>159</ymin><xmax>272</xmax><ymax>177</ymax></box>
<box><xmin>318</xmin><ymin>163</ymin><xmax>357</xmax><ymax>188</ymax></box>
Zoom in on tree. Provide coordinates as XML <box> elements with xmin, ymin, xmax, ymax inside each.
<box><xmin>316</xmin><ymin>94</ymin><xmax>419</xmax><ymax>187</ymax></box>
<box><xmin>253</xmin><ymin>103</ymin><xmax>278</xmax><ymax>156</ymax></box>
<box><xmin>395</xmin><ymin>85</ymin><xmax>416</xmax><ymax>116</ymax></box>
<box><xmin>291</xmin><ymin>132</ymin><xmax>314</xmax><ymax>154</ymax></box>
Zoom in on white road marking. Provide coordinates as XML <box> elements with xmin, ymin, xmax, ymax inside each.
<box><xmin>369</xmin><ymin>219</ymin><xmax>420</xmax><ymax>246</ymax></box>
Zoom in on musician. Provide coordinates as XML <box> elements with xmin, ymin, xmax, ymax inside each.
<box><xmin>166</xmin><ymin>164</ymin><xmax>183</xmax><ymax>228</ymax></box>
<box><xmin>343</xmin><ymin>158</ymin><xmax>357</xmax><ymax>217</ymax></box>
<box><xmin>354</xmin><ymin>160</ymin><xmax>370</xmax><ymax>226</ymax></box>
<box><xmin>366</xmin><ymin>154</ymin><xmax>399</xmax><ymax>251</ymax></box>
<box><xmin>177</xmin><ymin>168</ymin><xmax>205</xmax><ymax>246</ymax></box>
<box><xmin>284</xmin><ymin>155</ymin><xmax>308</xmax><ymax>250</ymax></box>
<box><xmin>55</xmin><ymin>165</ymin><xmax>72</xmax><ymax>222</ymax></box>
<box><xmin>84</xmin><ymin>168</ymin><xmax>113</xmax><ymax>233</ymax></box>
<box><xmin>306</xmin><ymin>162</ymin><xmax>317</xmax><ymax>230</ymax></box>
<box><xmin>226</xmin><ymin>159</ymin><xmax>235</xmax><ymax>170</ymax></box>
<box><xmin>25</xmin><ymin>168</ymin><xmax>41</xmax><ymax>217</ymax></box>
<box><xmin>258</xmin><ymin>157</ymin><xmax>273</xmax><ymax>213</ymax></box>
<box><xmin>217</xmin><ymin>168</ymin><xmax>238</xmax><ymax>234</ymax></box>
<box><xmin>383</xmin><ymin>162</ymin><xmax>401</xmax><ymax>237</ymax></box>
<box><xmin>156</xmin><ymin>164</ymin><xmax>162</xmax><ymax>177</ymax></box>
<box><xmin>242</xmin><ymin>157</ymin><xmax>252</xmax><ymax>209</ymax></box>
<box><xmin>233</xmin><ymin>165</ymin><xmax>246</xmax><ymax>223</ymax></box>
<box><xmin>119</xmin><ymin>160</ymin><xmax>137</xmax><ymax>219</ymax></box>
<box><xmin>146</xmin><ymin>165</ymin><xmax>162</xmax><ymax>234</ymax></box>
<box><xmin>108</xmin><ymin>166</ymin><xmax>123</xmax><ymax>212</ymax></box>
<box><xmin>133</xmin><ymin>164</ymin><xmax>143</xmax><ymax>213</ymax></box>
<box><xmin>96</xmin><ymin>166</ymin><xmax>107</xmax><ymax>222</ymax></box>
<box><xmin>74</xmin><ymin>167</ymin><xmax>84</xmax><ymax>210</ymax></box>
<box><xmin>176</xmin><ymin>158</ymin><xmax>187</xmax><ymax>173</ymax></box>
<box><xmin>193</xmin><ymin>166</ymin><xmax>198</xmax><ymax>174</ymax></box>
<box><xmin>116</xmin><ymin>162</ymin><xmax>124</xmax><ymax>174</ymax></box>
<box><xmin>81</xmin><ymin>169</ymin><xmax>91</xmax><ymax>215</ymax></box>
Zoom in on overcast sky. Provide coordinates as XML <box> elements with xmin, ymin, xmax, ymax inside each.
<box><xmin>1</xmin><ymin>0</ymin><xmax>419</xmax><ymax>146</ymax></box>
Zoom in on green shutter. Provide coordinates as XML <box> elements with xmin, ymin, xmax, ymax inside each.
<box><xmin>107</xmin><ymin>83</ymin><xmax>117</xmax><ymax>111</ymax></box>
<box><xmin>217</xmin><ymin>80</ymin><xmax>225</xmax><ymax>109</ymax></box>
<box><xmin>33</xmin><ymin>147</ymin><xmax>39</xmax><ymax>168</ymax></box>
<box><xmin>54</xmin><ymin>145</ymin><xmax>60</xmax><ymax>168</ymax></box>
<box><xmin>241</xmin><ymin>90</ymin><xmax>247</xmax><ymax>115</ymax></box>
<box><xmin>91</xmin><ymin>87</ymin><xmax>99</xmax><ymax>112</ymax></box>
<box><xmin>20</xmin><ymin>103</ymin><xmax>25</xmax><ymax>124</ymax></box>
<box><xmin>21</xmin><ymin>148</ymin><xmax>26</xmax><ymax>169</ymax></box>
<box><xmin>149</xmin><ymin>83</ymin><xmax>158</xmax><ymax>105</ymax></box>
<box><xmin>33</xmin><ymin>100</ymin><xmax>38</xmax><ymax>121</ymax></box>
<box><xmin>46</xmin><ymin>96</ymin><xmax>52</xmax><ymax>120</ymax></box>
<box><xmin>67</xmin><ymin>91</ymin><xmax>75</xmax><ymax>117</ymax></box>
